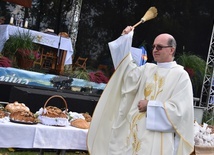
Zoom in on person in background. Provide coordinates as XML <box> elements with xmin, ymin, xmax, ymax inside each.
<box><xmin>87</xmin><ymin>26</ymin><xmax>194</xmax><ymax>155</ymax></box>
<box><xmin>130</xmin><ymin>45</ymin><xmax>148</xmax><ymax>66</ymax></box>
<box><xmin>0</xmin><ymin>16</ymin><xmax>5</xmax><ymax>24</ymax></box>
<box><xmin>139</xmin><ymin>45</ymin><xmax>148</xmax><ymax>65</ymax></box>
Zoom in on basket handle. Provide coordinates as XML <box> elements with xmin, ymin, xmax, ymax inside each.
<box><xmin>44</xmin><ymin>95</ymin><xmax>68</xmax><ymax>112</ymax></box>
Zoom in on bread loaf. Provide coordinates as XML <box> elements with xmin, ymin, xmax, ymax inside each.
<box><xmin>58</xmin><ymin>32</ymin><xmax>69</xmax><ymax>38</ymax></box>
<box><xmin>10</xmin><ymin>111</ymin><xmax>37</xmax><ymax>123</ymax></box>
<box><xmin>5</xmin><ymin>101</ymin><xmax>30</xmax><ymax>113</ymax></box>
<box><xmin>71</xmin><ymin>118</ymin><xmax>90</xmax><ymax>129</ymax></box>
<box><xmin>42</xmin><ymin>106</ymin><xmax>67</xmax><ymax>118</ymax></box>
<box><xmin>82</xmin><ymin>112</ymin><xmax>92</xmax><ymax>122</ymax></box>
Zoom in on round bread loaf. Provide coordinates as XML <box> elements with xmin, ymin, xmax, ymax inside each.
<box><xmin>5</xmin><ymin>101</ymin><xmax>30</xmax><ymax>113</ymax></box>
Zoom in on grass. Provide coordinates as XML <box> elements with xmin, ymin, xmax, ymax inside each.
<box><xmin>0</xmin><ymin>149</ymin><xmax>89</xmax><ymax>155</ymax></box>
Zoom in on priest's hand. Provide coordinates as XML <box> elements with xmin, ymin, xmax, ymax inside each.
<box><xmin>121</xmin><ymin>26</ymin><xmax>134</xmax><ymax>35</ymax></box>
<box><xmin>138</xmin><ymin>100</ymin><xmax>148</xmax><ymax>112</ymax></box>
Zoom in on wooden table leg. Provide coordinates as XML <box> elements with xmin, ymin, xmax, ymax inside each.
<box><xmin>56</xmin><ymin>50</ymin><xmax>67</xmax><ymax>75</ymax></box>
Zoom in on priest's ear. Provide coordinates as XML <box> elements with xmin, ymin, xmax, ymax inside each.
<box><xmin>170</xmin><ymin>47</ymin><xmax>176</xmax><ymax>57</ymax></box>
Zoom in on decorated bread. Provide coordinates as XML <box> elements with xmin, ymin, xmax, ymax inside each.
<box><xmin>5</xmin><ymin>101</ymin><xmax>30</xmax><ymax>113</ymax></box>
<box><xmin>36</xmin><ymin>95</ymin><xmax>69</xmax><ymax>126</ymax></box>
<box><xmin>10</xmin><ymin>111</ymin><xmax>37</xmax><ymax>123</ymax></box>
<box><xmin>42</xmin><ymin>106</ymin><xmax>67</xmax><ymax>118</ymax></box>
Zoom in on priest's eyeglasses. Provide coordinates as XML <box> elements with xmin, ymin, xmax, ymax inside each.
<box><xmin>152</xmin><ymin>45</ymin><xmax>172</xmax><ymax>51</ymax></box>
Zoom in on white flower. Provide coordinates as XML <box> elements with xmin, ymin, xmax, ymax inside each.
<box><xmin>68</xmin><ymin>111</ymin><xmax>85</xmax><ymax>121</ymax></box>
<box><xmin>194</xmin><ymin>121</ymin><xmax>214</xmax><ymax>146</ymax></box>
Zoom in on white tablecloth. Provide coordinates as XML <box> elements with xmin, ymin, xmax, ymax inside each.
<box><xmin>0</xmin><ymin>24</ymin><xmax>73</xmax><ymax>65</ymax></box>
<box><xmin>0</xmin><ymin>121</ymin><xmax>88</xmax><ymax>150</ymax></box>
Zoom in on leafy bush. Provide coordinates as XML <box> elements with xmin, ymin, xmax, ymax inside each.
<box><xmin>69</xmin><ymin>68</ymin><xmax>90</xmax><ymax>81</ymax></box>
<box><xmin>202</xmin><ymin>109</ymin><xmax>214</xmax><ymax>125</ymax></box>
<box><xmin>176</xmin><ymin>52</ymin><xmax>206</xmax><ymax>97</ymax></box>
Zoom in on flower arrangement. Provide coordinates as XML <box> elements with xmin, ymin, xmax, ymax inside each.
<box><xmin>0</xmin><ymin>54</ymin><xmax>12</xmax><ymax>67</ymax></box>
<box><xmin>89</xmin><ymin>70</ymin><xmax>109</xmax><ymax>83</ymax></box>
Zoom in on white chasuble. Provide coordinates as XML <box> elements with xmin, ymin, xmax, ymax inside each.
<box><xmin>87</xmin><ymin>32</ymin><xmax>194</xmax><ymax>155</ymax></box>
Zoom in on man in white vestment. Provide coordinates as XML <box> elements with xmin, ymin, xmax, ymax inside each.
<box><xmin>87</xmin><ymin>26</ymin><xmax>194</xmax><ymax>155</ymax></box>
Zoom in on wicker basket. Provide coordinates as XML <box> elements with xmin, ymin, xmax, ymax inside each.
<box><xmin>38</xmin><ymin>95</ymin><xmax>69</xmax><ymax>126</ymax></box>
<box><xmin>193</xmin><ymin>145</ymin><xmax>214</xmax><ymax>155</ymax></box>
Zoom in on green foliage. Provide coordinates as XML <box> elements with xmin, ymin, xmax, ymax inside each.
<box><xmin>202</xmin><ymin>109</ymin><xmax>214</xmax><ymax>125</ymax></box>
<box><xmin>176</xmin><ymin>52</ymin><xmax>206</xmax><ymax>97</ymax></box>
<box><xmin>2</xmin><ymin>30</ymin><xmax>35</xmax><ymax>59</ymax></box>
<box><xmin>1</xmin><ymin>0</ymin><xmax>212</xmax><ymax>64</ymax></box>
<box><xmin>0</xmin><ymin>148</ymin><xmax>88</xmax><ymax>155</ymax></box>
<box><xmin>69</xmin><ymin>68</ymin><xmax>90</xmax><ymax>81</ymax></box>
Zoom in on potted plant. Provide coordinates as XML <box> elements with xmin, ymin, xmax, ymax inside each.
<box><xmin>15</xmin><ymin>48</ymin><xmax>40</xmax><ymax>69</ymax></box>
<box><xmin>2</xmin><ymin>30</ymin><xmax>39</xmax><ymax>69</ymax></box>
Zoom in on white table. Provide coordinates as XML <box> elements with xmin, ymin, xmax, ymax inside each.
<box><xmin>0</xmin><ymin>120</ymin><xmax>88</xmax><ymax>150</ymax></box>
<box><xmin>0</xmin><ymin>24</ymin><xmax>73</xmax><ymax>65</ymax></box>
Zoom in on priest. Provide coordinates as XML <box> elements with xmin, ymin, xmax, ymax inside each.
<box><xmin>87</xmin><ymin>26</ymin><xmax>194</xmax><ymax>155</ymax></box>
